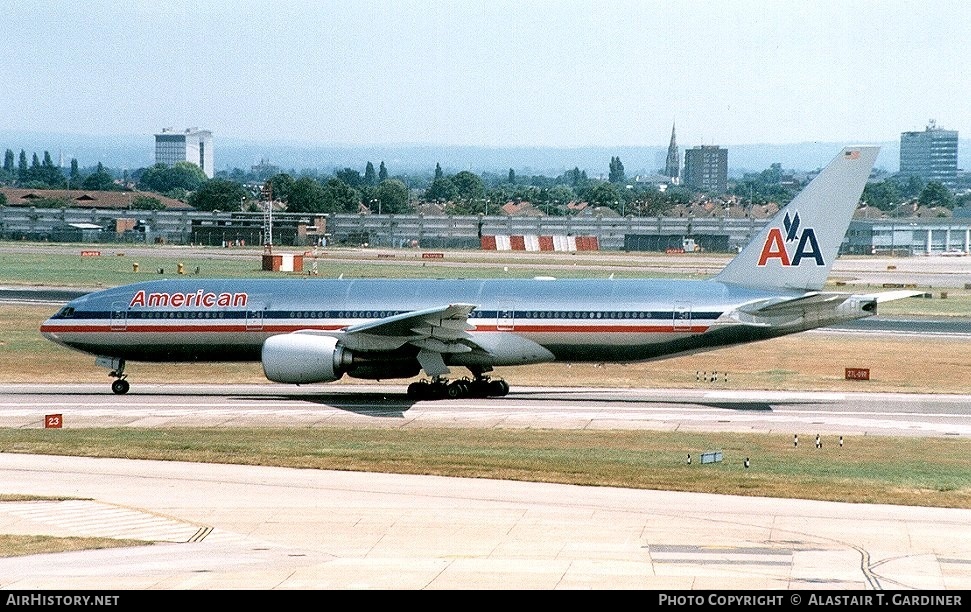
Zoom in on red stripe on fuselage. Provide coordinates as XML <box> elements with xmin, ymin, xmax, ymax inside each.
<box><xmin>41</xmin><ymin>322</ymin><xmax>712</xmax><ymax>334</ymax></box>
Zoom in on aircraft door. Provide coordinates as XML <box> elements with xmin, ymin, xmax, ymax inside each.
<box><xmin>497</xmin><ymin>301</ymin><xmax>516</xmax><ymax>331</ymax></box>
<box><xmin>110</xmin><ymin>301</ymin><xmax>127</xmax><ymax>331</ymax></box>
<box><xmin>673</xmin><ymin>302</ymin><xmax>692</xmax><ymax>332</ymax></box>
<box><xmin>246</xmin><ymin>307</ymin><xmax>264</xmax><ymax>331</ymax></box>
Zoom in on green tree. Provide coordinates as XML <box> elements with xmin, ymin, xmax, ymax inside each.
<box><xmin>589</xmin><ymin>181</ymin><xmax>622</xmax><ymax>210</ymax></box>
<box><xmin>424</xmin><ymin>176</ymin><xmax>457</xmax><ymax>202</ymax></box>
<box><xmin>265</xmin><ymin>173</ymin><xmax>295</xmax><ymax>203</ymax></box>
<box><xmin>321</xmin><ymin>178</ymin><xmax>361</xmax><ymax>213</ymax></box>
<box><xmin>451</xmin><ymin>171</ymin><xmax>485</xmax><ymax>201</ymax></box>
<box><xmin>608</xmin><ymin>156</ymin><xmax>625</xmax><ymax>183</ymax></box>
<box><xmin>508</xmin><ymin>168</ymin><xmax>516</xmax><ymax>184</ymax></box>
<box><xmin>563</xmin><ymin>166</ymin><xmax>588</xmax><ymax>188</ymax></box>
<box><xmin>285</xmin><ymin>176</ymin><xmax>328</xmax><ymax>213</ymax></box>
<box><xmin>3</xmin><ymin>150</ymin><xmax>13</xmax><ymax>173</ymax></box>
<box><xmin>364</xmin><ymin>162</ymin><xmax>377</xmax><ymax>186</ymax></box>
<box><xmin>81</xmin><ymin>162</ymin><xmax>115</xmax><ymax>191</ymax></box>
<box><xmin>547</xmin><ymin>184</ymin><xmax>576</xmax><ymax>211</ymax></box>
<box><xmin>138</xmin><ymin>162</ymin><xmax>206</xmax><ymax>193</ymax></box>
<box><xmin>918</xmin><ymin>181</ymin><xmax>955</xmax><ymax>209</ymax></box>
<box><xmin>335</xmin><ymin>167</ymin><xmax>363</xmax><ymax>188</ymax></box>
<box><xmin>16</xmin><ymin>150</ymin><xmax>65</xmax><ymax>187</ymax></box>
<box><xmin>895</xmin><ymin>175</ymin><xmax>925</xmax><ymax>200</ymax></box>
<box><xmin>378</xmin><ymin>161</ymin><xmax>388</xmax><ymax>182</ymax></box>
<box><xmin>434</xmin><ymin>162</ymin><xmax>444</xmax><ymax>180</ymax></box>
<box><xmin>187</xmin><ymin>178</ymin><xmax>249</xmax><ymax>212</ymax></box>
<box><xmin>69</xmin><ymin>159</ymin><xmax>81</xmax><ymax>187</ymax></box>
<box><xmin>17</xmin><ymin>150</ymin><xmax>28</xmax><ymax>181</ymax></box>
<box><xmin>375</xmin><ymin>179</ymin><xmax>410</xmax><ymax>214</ymax></box>
<box><xmin>862</xmin><ymin>181</ymin><xmax>901</xmax><ymax>211</ymax></box>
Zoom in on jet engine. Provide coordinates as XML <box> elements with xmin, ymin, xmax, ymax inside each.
<box><xmin>261</xmin><ymin>334</ymin><xmax>351</xmax><ymax>384</ymax></box>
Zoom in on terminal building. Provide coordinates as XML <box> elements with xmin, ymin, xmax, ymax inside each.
<box><xmin>154</xmin><ymin>128</ymin><xmax>214</xmax><ymax>178</ymax></box>
<box><xmin>899</xmin><ymin>121</ymin><xmax>958</xmax><ymax>188</ymax></box>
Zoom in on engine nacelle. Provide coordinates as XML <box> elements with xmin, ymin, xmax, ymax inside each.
<box><xmin>262</xmin><ymin>334</ymin><xmax>349</xmax><ymax>384</ymax></box>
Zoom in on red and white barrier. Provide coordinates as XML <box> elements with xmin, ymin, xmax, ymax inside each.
<box><xmin>482</xmin><ymin>235</ymin><xmax>599</xmax><ymax>252</ymax></box>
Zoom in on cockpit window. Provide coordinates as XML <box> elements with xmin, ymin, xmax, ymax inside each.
<box><xmin>58</xmin><ymin>306</ymin><xmax>75</xmax><ymax>318</ymax></box>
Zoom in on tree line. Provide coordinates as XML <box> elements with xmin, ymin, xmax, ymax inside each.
<box><xmin>2</xmin><ymin>146</ymin><xmax>967</xmax><ymax>216</ymax></box>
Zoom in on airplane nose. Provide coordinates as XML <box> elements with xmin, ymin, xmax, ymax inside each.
<box><xmin>40</xmin><ymin>317</ymin><xmax>60</xmax><ymax>342</ymax></box>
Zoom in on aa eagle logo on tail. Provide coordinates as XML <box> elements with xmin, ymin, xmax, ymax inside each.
<box><xmin>757</xmin><ymin>211</ymin><xmax>824</xmax><ymax>267</ymax></box>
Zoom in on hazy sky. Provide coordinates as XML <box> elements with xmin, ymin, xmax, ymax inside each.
<box><xmin>4</xmin><ymin>0</ymin><xmax>969</xmax><ymax>148</ymax></box>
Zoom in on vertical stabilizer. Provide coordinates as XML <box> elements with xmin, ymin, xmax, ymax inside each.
<box><xmin>714</xmin><ymin>146</ymin><xmax>879</xmax><ymax>291</ymax></box>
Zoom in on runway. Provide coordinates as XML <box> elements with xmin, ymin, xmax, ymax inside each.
<box><xmin>1</xmin><ymin>384</ymin><xmax>971</xmax><ymax>590</ymax></box>
<box><xmin>2</xmin><ymin>383</ymin><xmax>970</xmax><ymax>437</ymax></box>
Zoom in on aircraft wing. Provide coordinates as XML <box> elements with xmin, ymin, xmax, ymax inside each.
<box><xmin>295</xmin><ymin>303</ymin><xmax>479</xmax><ymax>375</ymax></box>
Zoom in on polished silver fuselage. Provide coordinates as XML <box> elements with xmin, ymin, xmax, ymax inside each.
<box><xmin>41</xmin><ymin>276</ymin><xmax>865</xmax><ymax>374</ymax></box>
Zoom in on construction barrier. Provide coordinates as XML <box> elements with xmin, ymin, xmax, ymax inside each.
<box><xmin>482</xmin><ymin>235</ymin><xmax>599</xmax><ymax>252</ymax></box>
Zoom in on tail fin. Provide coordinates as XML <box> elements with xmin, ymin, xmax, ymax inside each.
<box><xmin>714</xmin><ymin>145</ymin><xmax>879</xmax><ymax>291</ymax></box>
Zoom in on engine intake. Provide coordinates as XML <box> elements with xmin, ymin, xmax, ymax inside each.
<box><xmin>262</xmin><ymin>334</ymin><xmax>350</xmax><ymax>384</ymax></box>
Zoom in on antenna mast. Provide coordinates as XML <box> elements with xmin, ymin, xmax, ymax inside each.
<box><xmin>260</xmin><ymin>182</ymin><xmax>274</xmax><ymax>252</ymax></box>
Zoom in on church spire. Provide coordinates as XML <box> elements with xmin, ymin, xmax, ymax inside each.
<box><xmin>664</xmin><ymin>122</ymin><xmax>680</xmax><ymax>183</ymax></box>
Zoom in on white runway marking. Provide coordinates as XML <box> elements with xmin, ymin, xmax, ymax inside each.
<box><xmin>0</xmin><ymin>500</ymin><xmax>209</xmax><ymax>543</ymax></box>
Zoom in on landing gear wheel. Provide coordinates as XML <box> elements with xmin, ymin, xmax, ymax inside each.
<box><xmin>446</xmin><ymin>381</ymin><xmax>466</xmax><ymax>399</ymax></box>
<box><xmin>489</xmin><ymin>379</ymin><xmax>510</xmax><ymax>397</ymax></box>
<box><xmin>407</xmin><ymin>381</ymin><xmax>430</xmax><ymax>400</ymax></box>
<box><xmin>111</xmin><ymin>379</ymin><xmax>130</xmax><ymax>395</ymax></box>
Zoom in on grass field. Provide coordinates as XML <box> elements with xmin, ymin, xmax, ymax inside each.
<box><xmin>2</xmin><ymin>427</ymin><xmax>970</xmax><ymax>509</ymax></box>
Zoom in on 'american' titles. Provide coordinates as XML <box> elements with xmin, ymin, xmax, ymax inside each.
<box><xmin>129</xmin><ymin>290</ymin><xmax>248</xmax><ymax>309</ymax></box>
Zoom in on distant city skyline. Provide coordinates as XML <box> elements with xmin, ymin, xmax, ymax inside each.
<box><xmin>2</xmin><ymin>1</ymin><xmax>970</xmax><ymax>149</ymax></box>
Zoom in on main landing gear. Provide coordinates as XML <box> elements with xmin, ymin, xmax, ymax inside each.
<box><xmin>406</xmin><ymin>375</ymin><xmax>510</xmax><ymax>400</ymax></box>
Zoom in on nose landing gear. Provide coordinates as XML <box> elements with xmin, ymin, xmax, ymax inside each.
<box><xmin>96</xmin><ymin>356</ymin><xmax>130</xmax><ymax>395</ymax></box>
<box><xmin>111</xmin><ymin>378</ymin><xmax>130</xmax><ymax>395</ymax></box>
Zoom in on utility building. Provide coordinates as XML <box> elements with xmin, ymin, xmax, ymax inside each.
<box><xmin>155</xmin><ymin>128</ymin><xmax>214</xmax><ymax>178</ymax></box>
<box><xmin>900</xmin><ymin>120</ymin><xmax>958</xmax><ymax>188</ymax></box>
<box><xmin>683</xmin><ymin>145</ymin><xmax>728</xmax><ymax>193</ymax></box>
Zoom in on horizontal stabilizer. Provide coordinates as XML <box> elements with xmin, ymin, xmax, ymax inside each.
<box><xmin>738</xmin><ymin>292</ymin><xmax>846</xmax><ymax>316</ymax></box>
<box><xmin>852</xmin><ymin>289</ymin><xmax>925</xmax><ymax>303</ymax></box>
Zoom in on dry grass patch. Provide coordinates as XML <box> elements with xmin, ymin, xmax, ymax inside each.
<box><xmin>0</xmin><ymin>534</ymin><xmax>148</xmax><ymax>558</ymax></box>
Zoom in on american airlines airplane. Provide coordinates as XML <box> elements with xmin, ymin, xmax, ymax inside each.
<box><xmin>41</xmin><ymin>145</ymin><xmax>912</xmax><ymax>399</ymax></box>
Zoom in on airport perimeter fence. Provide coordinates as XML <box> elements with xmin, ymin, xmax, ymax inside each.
<box><xmin>3</xmin><ymin>205</ymin><xmax>969</xmax><ymax>254</ymax></box>
<box><xmin>0</xmin><ymin>206</ymin><xmax>767</xmax><ymax>252</ymax></box>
